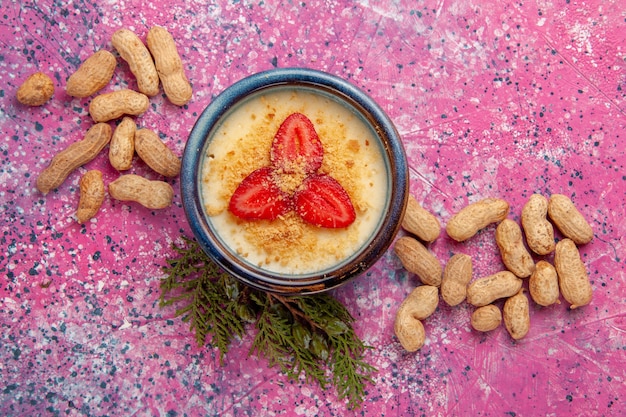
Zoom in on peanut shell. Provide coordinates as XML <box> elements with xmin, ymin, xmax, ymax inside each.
<box><xmin>146</xmin><ymin>26</ymin><xmax>192</xmax><ymax>106</ymax></box>
<box><xmin>554</xmin><ymin>238</ymin><xmax>592</xmax><ymax>309</ymax></box>
<box><xmin>111</xmin><ymin>29</ymin><xmax>160</xmax><ymax>96</ymax></box>
<box><xmin>471</xmin><ymin>304</ymin><xmax>502</xmax><ymax>332</ymax></box>
<box><xmin>134</xmin><ymin>128</ymin><xmax>181</xmax><ymax>177</ymax></box>
<box><xmin>36</xmin><ymin>123</ymin><xmax>112</xmax><ymax>194</ymax></box>
<box><xmin>17</xmin><ymin>72</ymin><xmax>54</xmax><ymax>106</ymax></box>
<box><xmin>503</xmin><ymin>290</ymin><xmax>530</xmax><ymax>340</ymax></box>
<box><xmin>394</xmin><ymin>236</ymin><xmax>442</xmax><ymax>287</ymax></box>
<box><xmin>399</xmin><ymin>285</ymin><xmax>439</xmax><ymax>321</ymax></box>
<box><xmin>394</xmin><ymin>309</ymin><xmax>426</xmax><ymax>352</ymax></box>
<box><xmin>521</xmin><ymin>194</ymin><xmax>555</xmax><ymax>255</ymax></box>
<box><xmin>76</xmin><ymin>170</ymin><xmax>105</xmax><ymax>223</ymax></box>
<box><xmin>446</xmin><ymin>198</ymin><xmax>510</xmax><ymax>242</ymax></box>
<box><xmin>495</xmin><ymin>218</ymin><xmax>535</xmax><ymax>278</ymax></box>
<box><xmin>109</xmin><ymin>174</ymin><xmax>173</xmax><ymax>209</ymax></box>
<box><xmin>548</xmin><ymin>194</ymin><xmax>593</xmax><ymax>245</ymax></box>
<box><xmin>466</xmin><ymin>270</ymin><xmax>522</xmax><ymax>307</ymax></box>
<box><xmin>109</xmin><ymin>117</ymin><xmax>136</xmax><ymax>171</ymax></box>
<box><xmin>441</xmin><ymin>253</ymin><xmax>473</xmax><ymax>306</ymax></box>
<box><xmin>66</xmin><ymin>50</ymin><xmax>116</xmax><ymax>98</ymax></box>
<box><xmin>89</xmin><ymin>89</ymin><xmax>149</xmax><ymax>122</ymax></box>
<box><xmin>401</xmin><ymin>194</ymin><xmax>441</xmax><ymax>242</ymax></box>
<box><xmin>529</xmin><ymin>260</ymin><xmax>560</xmax><ymax>307</ymax></box>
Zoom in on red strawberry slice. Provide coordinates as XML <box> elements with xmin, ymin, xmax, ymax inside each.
<box><xmin>293</xmin><ymin>174</ymin><xmax>356</xmax><ymax>228</ymax></box>
<box><xmin>228</xmin><ymin>167</ymin><xmax>291</xmax><ymax>220</ymax></box>
<box><xmin>270</xmin><ymin>113</ymin><xmax>323</xmax><ymax>174</ymax></box>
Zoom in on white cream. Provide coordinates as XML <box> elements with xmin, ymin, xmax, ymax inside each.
<box><xmin>201</xmin><ymin>87</ymin><xmax>388</xmax><ymax>275</ymax></box>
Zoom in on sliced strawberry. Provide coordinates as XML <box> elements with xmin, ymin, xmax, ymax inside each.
<box><xmin>228</xmin><ymin>167</ymin><xmax>291</xmax><ymax>220</ymax></box>
<box><xmin>293</xmin><ymin>174</ymin><xmax>356</xmax><ymax>228</ymax></box>
<box><xmin>270</xmin><ymin>113</ymin><xmax>323</xmax><ymax>174</ymax></box>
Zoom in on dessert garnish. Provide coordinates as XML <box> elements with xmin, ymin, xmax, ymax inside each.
<box><xmin>160</xmin><ymin>237</ymin><xmax>376</xmax><ymax>409</ymax></box>
<box><xmin>228</xmin><ymin>113</ymin><xmax>356</xmax><ymax>228</ymax></box>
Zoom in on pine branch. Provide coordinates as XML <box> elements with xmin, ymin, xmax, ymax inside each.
<box><xmin>328</xmin><ymin>332</ymin><xmax>377</xmax><ymax>409</ymax></box>
<box><xmin>159</xmin><ymin>237</ymin><xmax>246</xmax><ymax>362</ymax></box>
<box><xmin>250</xmin><ymin>294</ymin><xmax>328</xmax><ymax>386</ymax></box>
<box><xmin>159</xmin><ymin>236</ymin><xmax>377</xmax><ymax>409</ymax></box>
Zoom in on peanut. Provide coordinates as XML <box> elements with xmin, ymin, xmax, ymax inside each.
<box><xmin>399</xmin><ymin>285</ymin><xmax>439</xmax><ymax>320</ymax></box>
<box><xmin>66</xmin><ymin>50</ymin><xmax>116</xmax><ymax>98</ymax></box>
<box><xmin>548</xmin><ymin>194</ymin><xmax>593</xmax><ymax>245</ymax></box>
<box><xmin>440</xmin><ymin>253</ymin><xmax>473</xmax><ymax>306</ymax></box>
<box><xmin>503</xmin><ymin>289</ymin><xmax>530</xmax><ymax>340</ymax></box>
<box><xmin>466</xmin><ymin>270</ymin><xmax>522</xmax><ymax>307</ymax></box>
<box><xmin>146</xmin><ymin>26</ymin><xmax>193</xmax><ymax>106</ymax></box>
<box><xmin>446</xmin><ymin>198</ymin><xmax>510</xmax><ymax>242</ymax></box>
<box><xmin>111</xmin><ymin>29</ymin><xmax>160</xmax><ymax>96</ymax></box>
<box><xmin>109</xmin><ymin>117</ymin><xmax>136</xmax><ymax>171</ymax></box>
<box><xmin>394</xmin><ymin>236</ymin><xmax>442</xmax><ymax>287</ymax></box>
<box><xmin>554</xmin><ymin>238</ymin><xmax>592</xmax><ymax>309</ymax></box>
<box><xmin>521</xmin><ymin>194</ymin><xmax>555</xmax><ymax>255</ymax></box>
<box><xmin>394</xmin><ymin>294</ymin><xmax>427</xmax><ymax>352</ymax></box>
<box><xmin>89</xmin><ymin>89</ymin><xmax>149</xmax><ymax>122</ymax></box>
<box><xmin>76</xmin><ymin>170</ymin><xmax>105</xmax><ymax>223</ymax></box>
<box><xmin>401</xmin><ymin>194</ymin><xmax>441</xmax><ymax>242</ymax></box>
<box><xmin>470</xmin><ymin>304</ymin><xmax>502</xmax><ymax>332</ymax></box>
<box><xmin>134</xmin><ymin>128</ymin><xmax>181</xmax><ymax>177</ymax></box>
<box><xmin>495</xmin><ymin>218</ymin><xmax>535</xmax><ymax>278</ymax></box>
<box><xmin>108</xmin><ymin>174</ymin><xmax>174</xmax><ymax>209</ymax></box>
<box><xmin>529</xmin><ymin>260</ymin><xmax>560</xmax><ymax>307</ymax></box>
<box><xmin>36</xmin><ymin>123</ymin><xmax>112</xmax><ymax>194</ymax></box>
<box><xmin>16</xmin><ymin>72</ymin><xmax>54</xmax><ymax>106</ymax></box>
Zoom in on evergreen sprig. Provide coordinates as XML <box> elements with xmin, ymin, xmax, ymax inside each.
<box><xmin>159</xmin><ymin>236</ymin><xmax>376</xmax><ymax>409</ymax></box>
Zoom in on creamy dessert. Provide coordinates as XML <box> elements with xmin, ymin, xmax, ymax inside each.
<box><xmin>200</xmin><ymin>87</ymin><xmax>388</xmax><ymax>275</ymax></box>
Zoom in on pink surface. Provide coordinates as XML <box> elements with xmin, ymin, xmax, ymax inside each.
<box><xmin>1</xmin><ymin>0</ymin><xmax>625</xmax><ymax>416</ymax></box>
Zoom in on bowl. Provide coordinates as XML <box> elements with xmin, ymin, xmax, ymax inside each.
<box><xmin>181</xmin><ymin>68</ymin><xmax>408</xmax><ymax>295</ymax></box>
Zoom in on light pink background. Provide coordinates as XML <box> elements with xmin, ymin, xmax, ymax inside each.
<box><xmin>1</xmin><ymin>0</ymin><xmax>624</xmax><ymax>416</ymax></box>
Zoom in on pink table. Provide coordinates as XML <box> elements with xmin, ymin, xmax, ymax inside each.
<box><xmin>1</xmin><ymin>0</ymin><xmax>624</xmax><ymax>415</ymax></box>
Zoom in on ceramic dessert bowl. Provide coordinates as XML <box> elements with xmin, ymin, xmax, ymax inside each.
<box><xmin>181</xmin><ymin>68</ymin><xmax>408</xmax><ymax>295</ymax></box>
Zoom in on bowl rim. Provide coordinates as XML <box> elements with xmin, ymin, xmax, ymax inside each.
<box><xmin>181</xmin><ymin>67</ymin><xmax>408</xmax><ymax>295</ymax></box>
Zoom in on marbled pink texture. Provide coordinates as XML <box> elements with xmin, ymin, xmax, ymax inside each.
<box><xmin>1</xmin><ymin>0</ymin><xmax>624</xmax><ymax>416</ymax></box>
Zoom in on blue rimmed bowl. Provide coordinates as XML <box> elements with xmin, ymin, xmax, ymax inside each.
<box><xmin>181</xmin><ymin>68</ymin><xmax>408</xmax><ymax>295</ymax></box>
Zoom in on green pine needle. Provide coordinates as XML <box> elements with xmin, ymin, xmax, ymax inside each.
<box><xmin>159</xmin><ymin>236</ymin><xmax>377</xmax><ymax>409</ymax></box>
